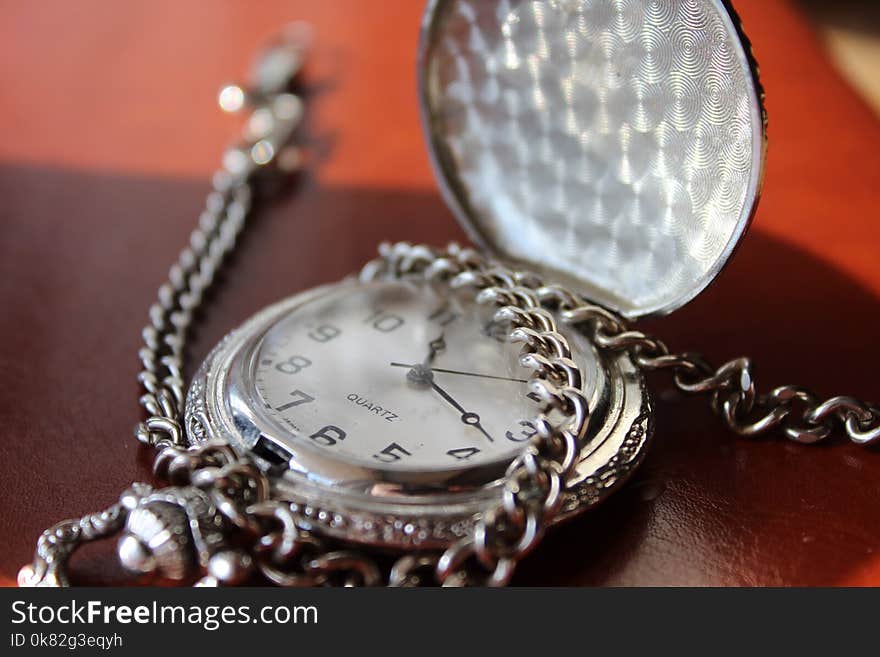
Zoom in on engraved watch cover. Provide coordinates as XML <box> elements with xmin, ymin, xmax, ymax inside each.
<box><xmin>419</xmin><ymin>0</ymin><xmax>767</xmax><ymax>318</ymax></box>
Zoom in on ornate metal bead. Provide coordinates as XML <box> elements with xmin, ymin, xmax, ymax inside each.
<box><xmin>117</xmin><ymin>486</ymin><xmax>228</xmax><ymax>582</ymax></box>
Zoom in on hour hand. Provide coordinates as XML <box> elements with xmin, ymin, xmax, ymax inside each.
<box><xmin>424</xmin><ymin>334</ymin><xmax>446</xmax><ymax>366</ymax></box>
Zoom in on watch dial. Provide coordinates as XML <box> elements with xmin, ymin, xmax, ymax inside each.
<box><xmin>250</xmin><ymin>280</ymin><xmax>595</xmax><ymax>473</ymax></box>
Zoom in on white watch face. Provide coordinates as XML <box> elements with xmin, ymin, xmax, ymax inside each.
<box><xmin>248</xmin><ymin>280</ymin><xmax>596</xmax><ymax>473</ymax></box>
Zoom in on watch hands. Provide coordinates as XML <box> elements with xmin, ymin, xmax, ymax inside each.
<box><xmin>390</xmin><ymin>362</ymin><xmax>527</xmax><ymax>384</ymax></box>
<box><xmin>398</xmin><ymin>334</ymin><xmax>495</xmax><ymax>441</ymax></box>
<box><xmin>396</xmin><ymin>357</ymin><xmax>495</xmax><ymax>442</ymax></box>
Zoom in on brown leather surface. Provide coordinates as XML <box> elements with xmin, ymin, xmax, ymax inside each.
<box><xmin>2</xmin><ymin>0</ymin><xmax>879</xmax><ymax>586</ymax></box>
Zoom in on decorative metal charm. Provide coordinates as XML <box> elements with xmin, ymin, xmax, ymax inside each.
<box><xmin>118</xmin><ymin>486</ymin><xmax>230</xmax><ymax>582</ymax></box>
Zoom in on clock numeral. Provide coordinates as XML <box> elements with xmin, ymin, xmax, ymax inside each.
<box><xmin>372</xmin><ymin>442</ymin><xmax>412</xmax><ymax>463</ymax></box>
<box><xmin>506</xmin><ymin>420</ymin><xmax>538</xmax><ymax>443</ymax></box>
<box><xmin>428</xmin><ymin>334</ymin><xmax>446</xmax><ymax>357</ymax></box>
<box><xmin>275</xmin><ymin>389</ymin><xmax>314</xmax><ymax>412</ymax></box>
<box><xmin>308</xmin><ymin>323</ymin><xmax>341</xmax><ymax>343</ymax></box>
<box><xmin>429</xmin><ymin>305</ymin><xmax>460</xmax><ymax>327</ymax></box>
<box><xmin>447</xmin><ymin>447</ymin><xmax>481</xmax><ymax>460</ymax></box>
<box><xmin>310</xmin><ymin>425</ymin><xmax>346</xmax><ymax>446</ymax></box>
<box><xmin>364</xmin><ymin>309</ymin><xmax>405</xmax><ymax>333</ymax></box>
<box><xmin>275</xmin><ymin>355</ymin><xmax>312</xmax><ymax>375</ymax></box>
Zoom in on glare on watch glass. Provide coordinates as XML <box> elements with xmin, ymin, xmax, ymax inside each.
<box><xmin>252</xmin><ymin>280</ymin><xmax>554</xmax><ymax>471</ymax></box>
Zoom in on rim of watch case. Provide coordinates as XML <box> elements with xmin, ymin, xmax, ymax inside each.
<box><xmin>418</xmin><ymin>0</ymin><xmax>767</xmax><ymax>319</ymax></box>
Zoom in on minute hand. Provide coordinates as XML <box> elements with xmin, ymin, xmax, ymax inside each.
<box><xmin>429</xmin><ymin>380</ymin><xmax>494</xmax><ymax>442</ymax></box>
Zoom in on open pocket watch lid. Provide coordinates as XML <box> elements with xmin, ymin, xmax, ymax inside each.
<box><xmin>418</xmin><ymin>0</ymin><xmax>767</xmax><ymax>319</ymax></box>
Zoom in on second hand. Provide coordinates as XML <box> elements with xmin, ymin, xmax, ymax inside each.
<box><xmin>389</xmin><ymin>362</ymin><xmax>527</xmax><ymax>384</ymax></box>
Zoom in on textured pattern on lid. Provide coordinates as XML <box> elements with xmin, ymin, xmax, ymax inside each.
<box><xmin>420</xmin><ymin>0</ymin><xmax>765</xmax><ymax>317</ymax></box>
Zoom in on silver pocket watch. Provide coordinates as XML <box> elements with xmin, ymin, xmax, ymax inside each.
<box><xmin>20</xmin><ymin>1</ymin><xmax>879</xmax><ymax>588</ymax></box>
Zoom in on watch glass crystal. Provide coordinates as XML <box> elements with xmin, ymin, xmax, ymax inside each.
<box><xmin>248</xmin><ymin>280</ymin><xmax>597</xmax><ymax>474</ymax></box>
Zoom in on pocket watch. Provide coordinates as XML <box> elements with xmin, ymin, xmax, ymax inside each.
<box><xmin>20</xmin><ymin>1</ymin><xmax>879</xmax><ymax>588</ymax></box>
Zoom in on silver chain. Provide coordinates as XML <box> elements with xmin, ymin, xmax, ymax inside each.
<box><xmin>19</xmin><ymin>29</ymin><xmax>879</xmax><ymax>589</ymax></box>
<box><xmin>135</xmin><ymin>181</ymin><xmax>252</xmax><ymax>448</ymax></box>
<box><xmin>135</xmin><ymin>30</ymin><xmax>308</xmax><ymax>449</ymax></box>
<box><xmin>561</xmin><ymin>299</ymin><xmax>880</xmax><ymax>447</ymax></box>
